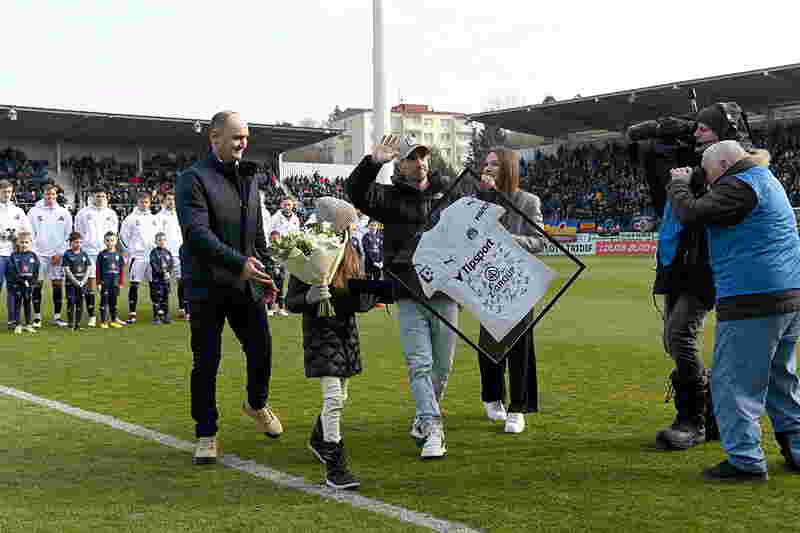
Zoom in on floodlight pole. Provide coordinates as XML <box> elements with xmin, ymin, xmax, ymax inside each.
<box><xmin>372</xmin><ymin>0</ymin><xmax>388</xmax><ymax>146</ymax></box>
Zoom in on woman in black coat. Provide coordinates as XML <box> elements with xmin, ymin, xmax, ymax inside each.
<box><xmin>285</xmin><ymin>197</ymin><xmax>377</xmax><ymax>491</ymax></box>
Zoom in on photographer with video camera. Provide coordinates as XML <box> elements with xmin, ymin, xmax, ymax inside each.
<box><xmin>628</xmin><ymin>100</ymin><xmax>755</xmax><ymax>451</ymax></box>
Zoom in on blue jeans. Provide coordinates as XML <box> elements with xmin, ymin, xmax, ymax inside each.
<box><xmin>397</xmin><ymin>297</ymin><xmax>458</xmax><ymax>427</ymax></box>
<box><xmin>0</xmin><ymin>255</ymin><xmax>15</xmax><ymax>324</ymax></box>
<box><xmin>713</xmin><ymin>312</ymin><xmax>800</xmax><ymax>473</ymax></box>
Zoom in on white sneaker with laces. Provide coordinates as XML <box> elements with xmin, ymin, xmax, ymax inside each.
<box><xmin>193</xmin><ymin>436</ymin><xmax>220</xmax><ymax>464</ymax></box>
<box><xmin>484</xmin><ymin>401</ymin><xmax>508</xmax><ymax>422</ymax></box>
<box><xmin>420</xmin><ymin>425</ymin><xmax>446</xmax><ymax>459</ymax></box>
<box><xmin>87</xmin><ymin>316</ymin><xmax>97</xmax><ymax>327</ymax></box>
<box><xmin>505</xmin><ymin>413</ymin><xmax>526</xmax><ymax>433</ymax></box>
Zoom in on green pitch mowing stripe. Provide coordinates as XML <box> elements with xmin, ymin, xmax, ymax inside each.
<box><xmin>0</xmin><ymin>385</ymin><xmax>483</xmax><ymax>533</ymax></box>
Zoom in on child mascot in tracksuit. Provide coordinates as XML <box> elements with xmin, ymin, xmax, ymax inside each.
<box><xmin>96</xmin><ymin>231</ymin><xmax>126</xmax><ymax>328</ymax></box>
<box><xmin>8</xmin><ymin>231</ymin><xmax>40</xmax><ymax>333</ymax></box>
<box><xmin>286</xmin><ymin>197</ymin><xmax>378</xmax><ymax>490</ymax></box>
<box><xmin>62</xmin><ymin>231</ymin><xmax>92</xmax><ymax>331</ymax></box>
<box><xmin>149</xmin><ymin>232</ymin><xmax>175</xmax><ymax>324</ymax></box>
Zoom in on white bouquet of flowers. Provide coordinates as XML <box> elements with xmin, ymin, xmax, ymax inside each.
<box><xmin>268</xmin><ymin>222</ymin><xmax>347</xmax><ymax>317</ymax></box>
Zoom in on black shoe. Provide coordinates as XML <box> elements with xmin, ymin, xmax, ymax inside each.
<box><xmin>324</xmin><ymin>442</ymin><xmax>360</xmax><ymax>490</ymax></box>
<box><xmin>326</xmin><ymin>462</ymin><xmax>360</xmax><ymax>490</ymax></box>
<box><xmin>656</xmin><ymin>417</ymin><xmax>706</xmax><ymax>450</ymax></box>
<box><xmin>702</xmin><ymin>460</ymin><xmax>768</xmax><ymax>483</ymax></box>
<box><xmin>152</xmin><ymin>318</ymin><xmax>162</xmax><ymax>325</ymax></box>
<box><xmin>163</xmin><ymin>316</ymin><xmax>172</xmax><ymax>324</ymax></box>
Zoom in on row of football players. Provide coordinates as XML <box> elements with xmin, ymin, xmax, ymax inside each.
<box><xmin>0</xmin><ymin>181</ymin><xmax>186</xmax><ymax>330</ymax></box>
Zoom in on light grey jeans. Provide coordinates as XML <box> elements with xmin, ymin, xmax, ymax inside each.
<box><xmin>397</xmin><ymin>297</ymin><xmax>458</xmax><ymax>427</ymax></box>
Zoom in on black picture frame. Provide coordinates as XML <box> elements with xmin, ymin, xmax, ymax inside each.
<box><xmin>386</xmin><ymin>167</ymin><xmax>587</xmax><ymax>364</ymax></box>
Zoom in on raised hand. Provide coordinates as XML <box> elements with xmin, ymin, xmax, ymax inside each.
<box><xmin>371</xmin><ymin>135</ymin><xmax>401</xmax><ymax>164</ymax></box>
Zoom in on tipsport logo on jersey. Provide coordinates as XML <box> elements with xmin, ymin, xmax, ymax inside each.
<box><xmin>452</xmin><ymin>234</ymin><xmax>532</xmax><ymax>316</ymax></box>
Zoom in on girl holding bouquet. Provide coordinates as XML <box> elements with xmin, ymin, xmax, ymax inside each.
<box><xmin>286</xmin><ymin>197</ymin><xmax>378</xmax><ymax>490</ymax></box>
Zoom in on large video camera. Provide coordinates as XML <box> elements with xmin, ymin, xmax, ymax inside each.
<box><xmin>626</xmin><ymin>91</ymin><xmax>704</xmax><ymax>216</ymax></box>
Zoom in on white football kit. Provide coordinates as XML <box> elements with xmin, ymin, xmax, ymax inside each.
<box><xmin>120</xmin><ymin>208</ymin><xmax>159</xmax><ymax>282</ymax></box>
<box><xmin>413</xmin><ymin>197</ymin><xmax>556</xmax><ymax>342</ymax></box>
<box><xmin>28</xmin><ymin>200</ymin><xmax>72</xmax><ymax>280</ymax></box>
<box><xmin>74</xmin><ymin>204</ymin><xmax>119</xmax><ymax>279</ymax></box>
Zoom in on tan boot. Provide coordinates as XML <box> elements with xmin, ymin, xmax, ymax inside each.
<box><xmin>193</xmin><ymin>436</ymin><xmax>220</xmax><ymax>465</ymax></box>
<box><xmin>242</xmin><ymin>401</ymin><xmax>283</xmax><ymax>438</ymax></box>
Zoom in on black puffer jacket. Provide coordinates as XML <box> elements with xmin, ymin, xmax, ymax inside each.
<box><xmin>286</xmin><ymin>276</ymin><xmax>377</xmax><ymax>378</ymax></box>
<box><xmin>345</xmin><ymin>156</ymin><xmax>456</xmax><ymax>298</ymax></box>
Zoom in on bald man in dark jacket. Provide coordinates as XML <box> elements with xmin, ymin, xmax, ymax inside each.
<box><xmin>176</xmin><ymin>110</ymin><xmax>282</xmax><ymax>465</ymax></box>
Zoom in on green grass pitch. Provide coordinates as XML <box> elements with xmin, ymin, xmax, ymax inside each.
<box><xmin>1</xmin><ymin>256</ymin><xmax>797</xmax><ymax>533</ymax></box>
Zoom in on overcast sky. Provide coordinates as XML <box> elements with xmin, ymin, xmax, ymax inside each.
<box><xmin>3</xmin><ymin>1</ymin><xmax>798</xmax><ymax>126</ymax></box>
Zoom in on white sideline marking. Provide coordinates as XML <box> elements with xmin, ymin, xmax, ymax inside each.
<box><xmin>1</xmin><ymin>385</ymin><xmax>482</xmax><ymax>533</ymax></box>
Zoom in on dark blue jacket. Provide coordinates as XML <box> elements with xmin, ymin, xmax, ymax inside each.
<box><xmin>7</xmin><ymin>251</ymin><xmax>40</xmax><ymax>286</ymax></box>
<box><xmin>62</xmin><ymin>249</ymin><xmax>91</xmax><ymax>287</ymax></box>
<box><xmin>176</xmin><ymin>155</ymin><xmax>269</xmax><ymax>302</ymax></box>
<box><xmin>149</xmin><ymin>247</ymin><xmax>174</xmax><ymax>283</ymax></box>
<box><xmin>362</xmin><ymin>230</ymin><xmax>383</xmax><ymax>267</ymax></box>
<box><xmin>97</xmin><ymin>249</ymin><xmax>125</xmax><ymax>286</ymax></box>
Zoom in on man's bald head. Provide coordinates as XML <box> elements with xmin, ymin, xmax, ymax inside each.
<box><xmin>209</xmin><ymin>111</ymin><xmax>249</xmax><ymax>162</ymax></box>
<box><xmin>702</xmin><ymin>140</ymin><xmax>746</xmax><ymax>185</ymax></box>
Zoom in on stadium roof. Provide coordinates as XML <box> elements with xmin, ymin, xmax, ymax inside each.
<box><xmin>0</xmin><ymin>105</ymin><xmax>341</xmax><ymax>153</ymax></box>
<box><xmin>470</xmin><ymin>62</ymin><xmax>800</xmax><ymax>138</ymax></box>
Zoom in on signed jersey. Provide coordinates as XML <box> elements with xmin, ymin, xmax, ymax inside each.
<box><xmin>413</xmin><ymin>197</ymin><xmax>556</xmax><ymax>341</ymax></box>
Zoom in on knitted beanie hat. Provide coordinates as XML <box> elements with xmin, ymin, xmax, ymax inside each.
<box><xmin>314</xmin><ymin>196</ymin><xmax>357</xmax><ymax>233</ymax></box>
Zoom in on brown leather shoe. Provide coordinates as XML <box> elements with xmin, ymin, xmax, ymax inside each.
<box><xmin>242</xmin><ymin>401</ymin><xmax>283</xmax><ymax>438</ymax></box>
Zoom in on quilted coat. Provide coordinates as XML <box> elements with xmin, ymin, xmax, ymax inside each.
<box><xmin>286</xmin><ymin>276</ymin><xmax>378</xmax><ymax>378</ymax></box>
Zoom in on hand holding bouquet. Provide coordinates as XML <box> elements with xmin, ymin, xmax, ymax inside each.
<box><xmin>268</xmin><ymin>222</ymin><xmax>347</xmax><ymax>317</ymax></box>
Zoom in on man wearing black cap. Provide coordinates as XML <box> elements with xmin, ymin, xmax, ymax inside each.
<box><xmin>346</xmin><ymin>134</ymin><xmax>457</xmax><ymax>459</ymax></box>
<box><xmin>654</xmin><ymin>102</ymin><xmax>754</xmax><ymax>451</ymax></box>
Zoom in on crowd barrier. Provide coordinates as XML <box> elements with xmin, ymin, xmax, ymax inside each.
<box><xmin>540</xmin><ymin>235</ymin><xmax>657</xmax><ymax>257</ymax></box>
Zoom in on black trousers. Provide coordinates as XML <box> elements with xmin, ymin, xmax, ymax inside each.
<box><xmin>150</xmin><ymin>280</ymin><xmax>170</xmax><ymax>317</ymax></box>
<box><xmin>663</xmin><ymin>292</ymin><xmax>708</xmax><ymax>384</ymax></box>
<box><xmin>366</xmin><ymin>264</ymin><xmax>382</xmax><ymax>281</ymax></box>
<box><xmin>10</xmin><ymin>285</ymin><xmax>32</xmax><ymax>325</ymax></box>
<box><xmin>190</xmin><ymin>291</ymin><xmax>272</xmax><ymax>437</ymax></box>
<box><xmin>99</xmin><ymin>283</ymin><xmax>120</xmax><ymax>322</ymax></box>
<box><xmin>66</xmin><ymin>285</ymin><xmax>84</xmax><ymax>324</ymax></box>
<box><xmin>478</xmin><ymin>326</ymin><xmax>538</xmax><ymax>413</ymax></box>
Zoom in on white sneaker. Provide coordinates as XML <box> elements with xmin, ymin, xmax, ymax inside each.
<box><xmin>13</xmin><ymin>325</ymin><xmax>22</xmax><ymax>335</ymax></box>
<box><xmin>24</xmin><ymin>325</ymin><xmax>36</xmax><ymax>333</ymax></box>
<box><xmin>420</xmin><ymin>425</ymin><xmax>446</xmax><ymax>459</ymax></box>
<box><xmin>278</xmin><ymin>309</ymin><xmax>289</xmax><ymax>317</ymax></box>
<box><xmin>192</xmin><ymin>436</ymin><xmax>220</xmax><ymax>465</ymax></box>
<box><xmin>505</xmin><ymin>413</ymin><xmax>525</xmax><ymax>433</ymax></box>
<box><xmin>87</xmin><ymin>317</ymin><xmax>97</xmax><ymax>328</ymax></box>
<box><xmin>267</xmin><ymin>310</ymin><xmax>275</xmax><ymax>317</ymax></box>
<box><xmin>484</xmin><ymin>401</ymin><xmax>508</xmax><ymax>422</ymax></box>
